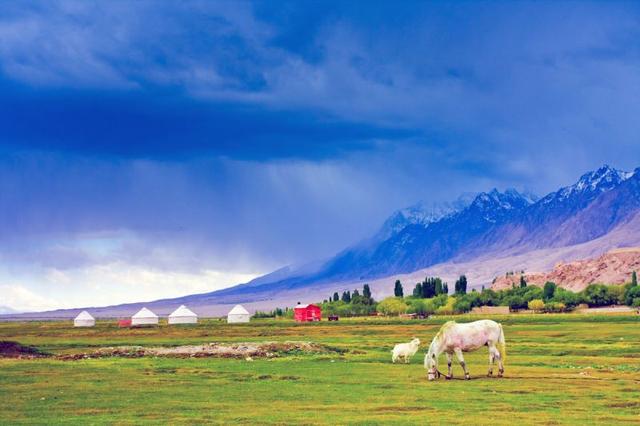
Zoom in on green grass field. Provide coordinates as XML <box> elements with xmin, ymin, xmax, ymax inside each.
<box><xmin>1</xmin><ymin>314</ymin><xmax>639</xmax><ymax>425</ymax></box>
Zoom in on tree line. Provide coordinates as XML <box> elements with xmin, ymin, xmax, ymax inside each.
<box><xmin>256</xmin><ymin>271</ymin><xmax>639</xmax><ymax>318</ymax></box>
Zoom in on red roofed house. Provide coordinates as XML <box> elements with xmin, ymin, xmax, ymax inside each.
<box><xmin>294</xmin><ymin>303</ymin><xmax>322</xmax><ymax>322</ymax></box>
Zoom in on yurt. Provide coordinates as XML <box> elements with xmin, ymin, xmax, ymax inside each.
<box><xmin>168</xmin><ymin>305</ymin><xmax>198</xmax><ymax>325</ymax></box>
<box><xmin>73</xmin><ymin>310</ymin><xmax>95</xmax><ymax>327</ymax></box>
<box><xmin>131</xmin><ymin>307</ymin><xmax>159</xmax><ymax>326</ymax></box>
<box><xmin>227</xmin><ymin>305</ymin><xmax>250</xmax><ymax>323</ymax></box>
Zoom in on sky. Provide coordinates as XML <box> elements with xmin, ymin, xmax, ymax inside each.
<box><xmin>2</xmin><ymin>0</ymin><xmax>640</xmax><ymax>311</ymax></box>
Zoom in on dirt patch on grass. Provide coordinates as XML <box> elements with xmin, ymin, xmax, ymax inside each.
<box><xmin>0</xmin><ymin>341</ymin><xmax>48</xmax><ymax>358</ymax></box>
<box><xmin>607</xmin><ymin>402</ymin><xmax>640</xmax><ymax>409</ymax></box>
<box><xmin>58</xmin><ymin>341</ymin><xmax>344</xmax><ymax>361</ymax></box>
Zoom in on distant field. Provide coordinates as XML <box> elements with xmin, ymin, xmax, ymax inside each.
<box><xmin>1</xmin><ymin>314</ymin><xmax>639</xmax><ymax>425</ymax></box>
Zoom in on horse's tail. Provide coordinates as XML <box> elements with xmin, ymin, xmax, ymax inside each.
<box><xmin>498</xmin><ymin>323</ymin><xmax>506</xmax><ymax>365</ymax></box>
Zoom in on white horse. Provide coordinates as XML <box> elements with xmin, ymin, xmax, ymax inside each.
<box><xmin>424</xmin><ymin>320</ymin><xmax>505</xmax><ymax>380</ymax></box>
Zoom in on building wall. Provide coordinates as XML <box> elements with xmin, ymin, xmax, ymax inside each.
<box><xmin>168</xmin><ymin>316</ymin><xmax>198</xmax><ymax>324</ymax></box>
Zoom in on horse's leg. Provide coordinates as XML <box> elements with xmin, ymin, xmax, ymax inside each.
<box><xmin>487</xmin><ymin>344</ymin><xmax>496</xmax><ymax>376</ymax></box>
<box><xmin>496</xmin><ymin>349</ymin><xmax>504</xmax><ymax>377</ymax></box>
<box><xmin>454</xmin><ymin>348</ymin><xmax>470</xmax><ymax>380</ymax></box>
<box><xmin>445</xmin><ymin>352</ymin><xmax>453</xmax><ymax>379</ymax></box>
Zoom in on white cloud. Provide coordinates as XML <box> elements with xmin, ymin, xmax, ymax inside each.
<box><xmin>0</xmin><ymin>263</ymin><xmax>261</xmax><ymax>312</ymax></box>
<box><xmin>52</xmin><ymin>262</ymin><xmax>261</xmax><ymax>308</ymax></box>
<box><xmin>0</xmin><ymin>284</ymin><xmax>62</xmax><ymax>312</ymax></box>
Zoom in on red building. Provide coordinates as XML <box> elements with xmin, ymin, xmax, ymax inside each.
<box><xmin>294</xmin><ymin>304</ymin><xmax>322</xmax><ymax>322</ymax></box>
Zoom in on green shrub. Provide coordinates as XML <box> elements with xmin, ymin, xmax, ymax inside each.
<box><xmin>543</xmin><ymin>302</ymin><xmax>567</xmax><ymax>313</ymax></box>
<box><xmin>551</xmin><ymin>288</ymin><xmax>581</xmax><ymax>307</ymax></box>
<box><xmin>377</xmin><ymin>297</ymin><xmax>408</xmax><ymax>316</ymax></box>
<box><xmin>453</xmin><ymin>298</ymin><xmax>472</xmax><ymax>314</ymax></box>
<box><xmin>406</xmin><ymin>299</ymin><xmax>428</xmax><ymax>315</ymax></box>
<box><xmin>505</xmin><ymin>295</ymin><xmax>526</xmax><ymax>310</ymax></box>
<box><xmin>436</xmin><ymin>296</ymin><xmax>456</xmax><ymax>315</ymax></box>
<box><xmin>607</xmin><ymin>285</ymin><xmax>626</xmax><ymax>305</ymax></box>
<box><xmin>624</xmin><ymin>285</ymin><xmax>640</xmax><ymax>306</ymax></box>
<box><xmin>583</xmin><ymin>284</ymin><xmax>617</xmax><ymax>307</ymax></box>
<box><xmin>479</xmin><ymin>288</ymin><xmax>498</xmax><ymax>306</ymax></box>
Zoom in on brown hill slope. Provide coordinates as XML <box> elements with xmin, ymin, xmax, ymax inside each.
<box><xmin>491</xmin><ymin>247</ymin><xmax>640</xmax><ymax>291</ymax></box>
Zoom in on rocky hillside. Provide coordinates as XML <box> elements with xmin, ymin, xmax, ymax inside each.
<box><xmin>491</xmin><ymin>247</ymin><xmax>640</xmax><ymax>291</ymax></box>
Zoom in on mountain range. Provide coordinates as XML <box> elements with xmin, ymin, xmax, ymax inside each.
<box><xmin>5</xmin><ymin>165</ymin><xmax>640</xmax><ymax>318</ymax></box>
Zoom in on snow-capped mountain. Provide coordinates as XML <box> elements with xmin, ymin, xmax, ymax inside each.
<box><xmin>373</xmin><ymin>193</ymin><xmax>476</xmax><ymax>241</ymax></box>
<box><xmin>228</xmin><ymin>188</ymin><xmax>535</xmax><ymax>288</ymax></box>
<box><xmin>462</xmin><ymin>165</ymin><xmax>640</xmax><ymax>256</ymax></box>
<box><xmin>224</xmin><ymin>164</ymin><xmax>639</xmax><ymax>292</ymax></box>
<box><xmin>542</xmin><ymin>165</ymin><xmax>634</xmax><ymax>205</ymax></box>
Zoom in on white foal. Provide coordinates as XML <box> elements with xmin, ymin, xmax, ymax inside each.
<box><xmin>424</xmin><ymin>319</ymin><xmax>505</xmax><ymax>381</ymax></box>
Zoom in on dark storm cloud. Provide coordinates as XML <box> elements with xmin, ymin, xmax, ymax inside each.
<box><xmin>1</xmin><ymin>0</ymin><xmax>640</xmax><ymax>292</ymax></box>
<box><xmin>0</xmin><ymin>82</ymin><xmax>414</xmax><ymax>160</ymax></box>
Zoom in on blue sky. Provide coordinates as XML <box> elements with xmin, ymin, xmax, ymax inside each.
<box><xmin>2</xmin><ymin>1</ymin><xmax>640</xmax><ymax>311</ymax></box>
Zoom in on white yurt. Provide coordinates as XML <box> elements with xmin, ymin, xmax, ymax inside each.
<box><xmin>131</xmin><ymin>307</ymin><xmax>159</xmax><ymax>326</ymax></box>
<box><xmin>227</xmin><ymin>304</ymin><xmax>250</xmax><ymax>323</ymax></box>
<box><xmin>168</xmin><ymin>305</ymin><xmax>198</xmax><ymax>325</ymax></box>
<box><xmin>73</xmin><ymin>310</ymin><xmax>95</xmax><ymax>327</ymax></box>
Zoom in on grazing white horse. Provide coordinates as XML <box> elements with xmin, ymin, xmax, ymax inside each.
<box><xmin>424</xmin><ymin>320</ymin><xmax>505</xmax><ymax>380</ymax></box>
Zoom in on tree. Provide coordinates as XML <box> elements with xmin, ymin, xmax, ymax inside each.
<box><xmin>624</xmin><ymin>285</ymin><xmax>640</xmax><ymax>306</ymax></box>
<box><xmin>394</xmin><ymin>280</ymin><xmax>404</xmax><ymax>297</ymax></box>
<box><xmin>551</xmin><ymin>288</ymin><xmax>581</xmax><ymax>308</ymax></box>
<box><xmin>479</xmin><ymin>289</ymin><xmax>497</xmax><ymax>306</ymax></box>
<box><xmin>407</xmin><ymin>299</ymin><xmax>429</xmax><ymax>315</ymax></box>
<box><xmin>352</xmin><ymin>289</ymin><xmax>360</xmax><ymax>298</ymax></box>
<box><xmin>584</xmin><ymin>284</ymin><xmax>615</xmax><ymax>307</ymax></box>
<box><xmin>543</xmin><ymin>281</ymin><xmax>557</xmax><ymax>301</ymax></box>
<box><xmin>363</xmin><ymin>284</ymin><xmax>372</xmax><ymax>300</ymax></box>
<box><xmin>519</xmin><ymin>275</ymin><xmax>527</xmax><ymax>288</ymax></box>
<box><xmin>453</xmin><ymin>298</ymin><xmax>472</xmax><ymax>314</ymax></box>
<box><xmin>422</xmin><ymin>278</ymin><xmax>436</xmax><ymax>298</ymax></box>
<box><xmin>443</xmin><ymin>283</ymin><xmax>449</xmax><ymax>294</ymax></box>
<box><xmin>632</xmin><ymin>271</ymin><xmax>638</xmax><ymax>287</ymax></box>
<box><xmin>435</xmin><ymin>279</ymin><xmax>443</xmax><ymax>295</ymax></box>
<box><xmin>507</xmin><ymin>295</ymin><xmax>526</xmax><ymax>310</ymax></box>
<box><xmin>455</xmin><ymin>275</ymin><xmax>468</xmax><ymax>295</ymax></box>
<box><xmin>333</xmin><ymin>292</ymin><xmax>339</xmax><ymax>302</ymax></box>
<box><xmin>412</xmin><ymin>282</ymin><xmax>423</xmax><ymax>298</ymax></box>
<box><xmin>341</xmin><ymin>290</ymin><xmax>351</xmax><ymax>303</ymax></box>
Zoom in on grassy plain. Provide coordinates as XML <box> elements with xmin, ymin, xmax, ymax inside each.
<box><xmin>1</xmin><ymin>314</ymin><xmax>639</xmax><ymax>425</ymax></box>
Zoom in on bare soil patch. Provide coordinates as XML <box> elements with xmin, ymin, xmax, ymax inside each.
<box><xmin>0</xmin><ymin>341</ymin><xmax>48</xmax><ymax>358</ymax></box>
<box><xmin>58</xmin><ymin>341</ymin><xmax>344</xmax><ymax>361</ymax></box>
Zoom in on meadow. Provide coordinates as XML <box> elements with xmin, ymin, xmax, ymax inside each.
<box><xmin>1</xmin><ymin>314</ymin><xmax>639</xmax><ymax>425</ymax></box>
